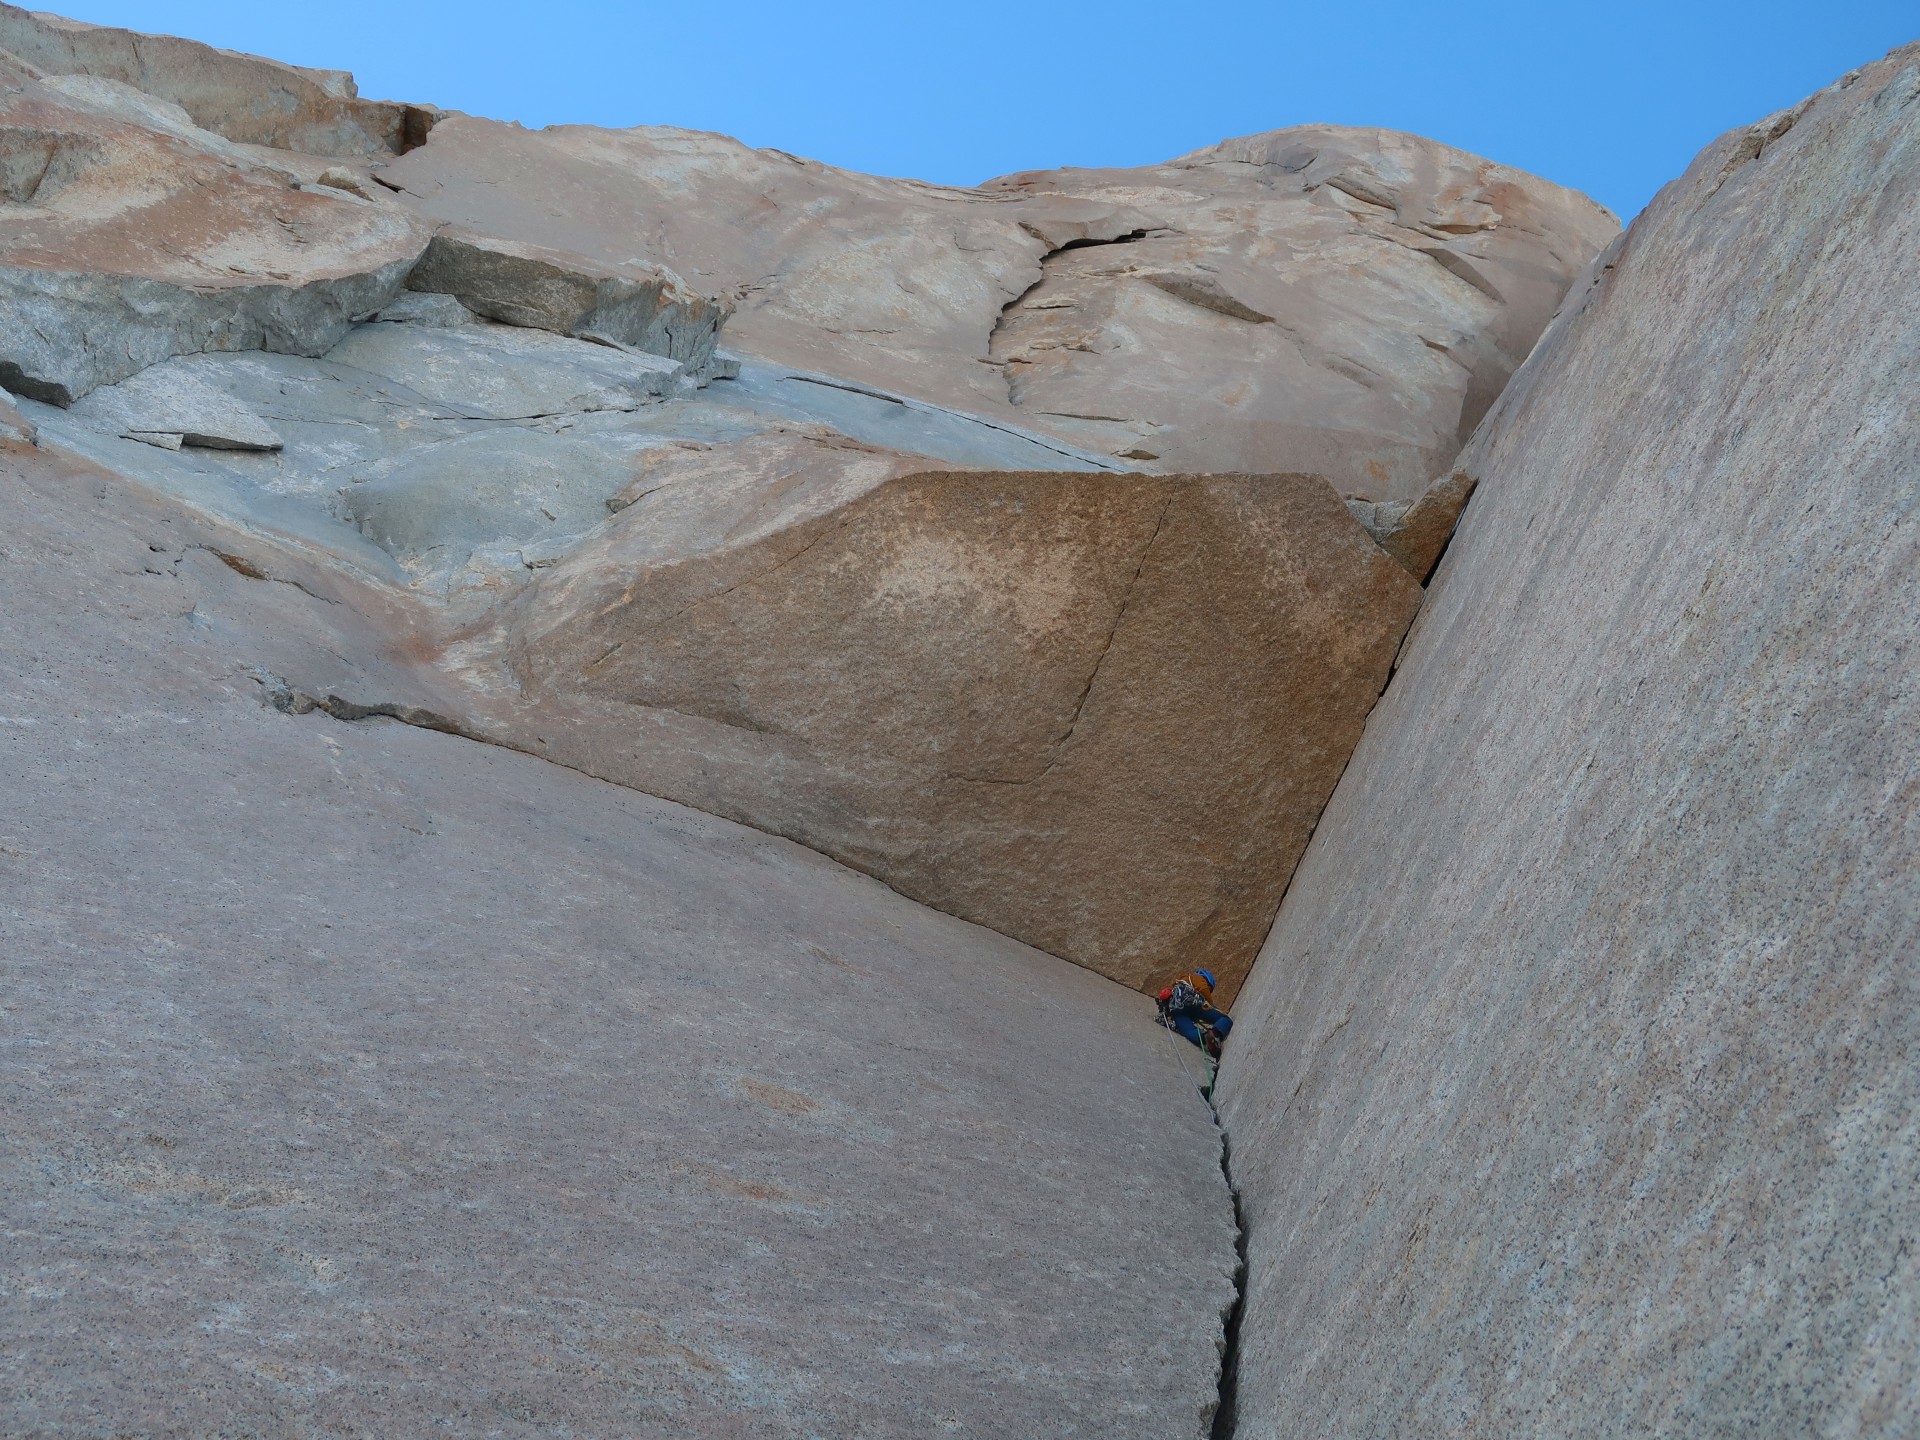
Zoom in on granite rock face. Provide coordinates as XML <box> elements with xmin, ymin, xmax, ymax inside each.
<box><xmin>380</xmin><ymin>117</ymin><xmax>1616</xmax><ymax>496</ymax></box>
<box><xmin>0</xmin><ymin>55</ymin><xmax>433</xmax><ymax>402</ymax></box>
<box><xmin>489</xmin><ymin>451</ymin><xmax>1422</xmax><ymax>996</ymax></box>
<box><xmin>0</xmin><ymin>435</ymin><xmax>1239</xmax><ymax>1438</ymax></box>
<box><xmin>1215</xmin><ymin>47</ymin><xmax>1920</xmax><ymax>1439</ymax></box>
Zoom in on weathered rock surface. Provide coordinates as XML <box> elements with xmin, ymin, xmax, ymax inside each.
<box><xmin>0</xmin><ymin>2</ymin><xmax>435</xmax><ymax>156</ymax></box>
<box><xmin>0</xmin><ymin>432</ymin><xmax>1240</xmax><ymax>1437</ymax></box>
<box><xmin>0</xmin><ymin>57</ymin><xmax>433</xmax><ymax>402</ymax></box>
<box><xmin>380</xmin><ymin>117</ymin><xmax>1617</xmax><ymax>495</ymax></box>
<box><xmin>470</xmin><ymin>446</ymin><xmax>1421</xmax><ymax>996</ymax></box>
<box><xmin>1216</xmin><ymin>47</ymin><xmax>1920</xmax><ymax>1439</ymax></box>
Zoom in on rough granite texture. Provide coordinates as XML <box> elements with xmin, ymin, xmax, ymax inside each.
<box><xmin>0</xmin><ymin>438</ymin><xmax>1240</xmax><ymax>1438</ymax></box>
<box><xmin>1214</xmin><ymin>46</ymin><xmax>1920</xmax><ymax>1440</ymax></box>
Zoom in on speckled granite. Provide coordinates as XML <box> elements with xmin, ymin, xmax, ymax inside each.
<box><xmin>0</xmin><ymin>442</ymin><xmax>1238</xmax><ymax>1437</ymax></box>
<box><xmin>1215</xmin><ymin>43</ymin><xmax>1920</xmax><ymax>1440</ymax></box>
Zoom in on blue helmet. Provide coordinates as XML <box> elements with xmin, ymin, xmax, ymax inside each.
<box><xmin>1197</xmin><ymin>969</ymin><xmax>1216</xmax><ymax>989</ymax></box>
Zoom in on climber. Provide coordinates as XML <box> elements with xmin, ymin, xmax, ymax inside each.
<box><xmin>1156</xmin><ymin>969</ymin><xmax>1233</xmax><ymax>1057</ymax></box>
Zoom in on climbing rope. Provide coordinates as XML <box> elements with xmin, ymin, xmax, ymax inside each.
<box><xmin>1157</xmin><ymin>1013</ymin><xmax>1214</xmax><ymax>1101</ymax></box>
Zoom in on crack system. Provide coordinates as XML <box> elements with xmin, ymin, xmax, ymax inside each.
<box><xmin>1210</xmin><ymin>1120</ymin><xmax>1250</xmax><ymax>1440</ymax></box>
<box><xmin>988</xmin><ymin>229</ymin><xmax>1153</xmax><ymax>406</ymax></box>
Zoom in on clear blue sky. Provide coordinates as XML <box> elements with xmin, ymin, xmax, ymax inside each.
<box><xmin>50</xmin><ymin>2</ymin><xmax>1920</xmax><ymax>218</ymax></box>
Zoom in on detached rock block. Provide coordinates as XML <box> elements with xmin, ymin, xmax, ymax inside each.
<box><xmin>1381</xmin><ymin>468</ymin><xmax>1478</xmax><ymax>581</ymax></box>
<box><xmin>69</xmin><ymin>361</ymin><xmax>283</xmax><ymax>450</ymax></box>
<box><xmin>406</xmin><ymin>229</ymin><xmax>728</xmax><ymax>370</ymax></box>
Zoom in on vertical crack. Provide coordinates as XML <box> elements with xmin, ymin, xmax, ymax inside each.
<box><xmin>1050</xmin><ymin>494</ymin><xmax>1173</xmax><ymax>751</ymax></box>
<box><xmin>1209</xmin><ymin>1120</ymin><xmax>1249</xmax><ymax>1440</ymax></box>
<box><xmin>1165</xmin><ymin>1013</ymin><xmax>1249</xmax><ymax>1440</ymax></box>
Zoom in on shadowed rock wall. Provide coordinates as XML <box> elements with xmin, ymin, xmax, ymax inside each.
<box><xmin>1216</xmin><ymin>45</ymin><xmax>1920</xmax><ymax>1438</ymax></box>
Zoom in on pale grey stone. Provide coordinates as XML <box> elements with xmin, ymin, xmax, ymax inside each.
<box><xmin>68</xmin><ymin>359</ymin><xmax>283</xmax><ymax>450</ymax></box>
<box><xmin>1216</xmin><ymin>46</ymin><xmax>1920</xmax><ymax>1440</ymax></box>
<box><xmin>708</xmin><ymin>360</ymin><xmax>1128</xmax><ymax>471</ymax></box>
<box><xmin>324</xmin><ymin>321</ymin><xmax>683</xmax><ymax>420</ymax></box>
<box><xmin>0</xmin><ymin>385</ymin><xmax>35</xmax><ymax>443</ymax></box>
<box><xmin>0</xmin><ymin>256</ymin><xmax>420</xmax><ymax>406</ymax></box>
<box><xmin>335</xmin><ymin>428</ymin><xmax>638</xmax><ymax>578</ymax></box>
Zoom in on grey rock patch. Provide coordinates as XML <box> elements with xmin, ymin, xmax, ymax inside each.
<box><xmin>324</xmin><ymin>321</ymin><xmax>683</xmax><ymax>420</ymax></box>
<box><xmin>708</xmin><ymin>359</ymin><xmax>1128</xmax><ymax>472</ymax></box>
<box><xmin>68</xmin><ymin>360</ymin><xmax>284</xmax><ymax>451</ymax></box>
<box><xmin>0</xmin><ymin>387</ymin><xmax>37</xmax><ymax>443</ymax></box>
<box><xmin>336</xmin><ymin>428</ymin><xmax>637</xmax><ymax>581</ymax></box>
<box><xmin>0</xmin><ymin>254</ymin><xmax>421</xmax><ymax>406</ymax></box>
<box><xmin>15</xmin><ymin>398</ymin><xmax>413</xmax><ymax>585</ymax></box>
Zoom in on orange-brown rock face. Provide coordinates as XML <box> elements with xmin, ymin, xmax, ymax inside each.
<box><xmin>477</xmin><ymin>438</ymin><xmax>1422</xmax><ymax>997</ymax></box>
<box><xmin>381</xmin><ymin>118</ymin><xmax>1616</xmax><ymax>498</ymax></box>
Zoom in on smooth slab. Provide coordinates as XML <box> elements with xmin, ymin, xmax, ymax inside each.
<box><xmin>0</xmin><ymin>440</ymin><xmax>1239</xmax><ymax>1438</ymax></box>
<box><xmin>1215</xmin><ymin>46</ymin><xmax>1920</xmax><ymax>1440</ymax></box>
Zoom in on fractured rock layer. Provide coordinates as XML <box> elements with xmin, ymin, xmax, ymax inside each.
<box><xmin>405</xmin><ymin>229</ymin><xmax>728</xmax><ymax>369</ymax></box>
<box><xmin>0</xmin><ymin>54</ymin><xmax>433</xmax><ymax>402</ymax></box>
<box><xmin>1216</xmin><ymin>46</ymin><xmax>1920</xmax><ymax>1439</ymax></box>
<box><xmin>0</xmin><ymin>2</ymin><xmax>435</xmax><ymax>156</ymax></box>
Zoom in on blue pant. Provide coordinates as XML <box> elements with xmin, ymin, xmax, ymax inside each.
<box><xmin>1170</xmin><ymin>1007</ymin><xmax>1227</xmax><ymax>1047</ymax></box>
